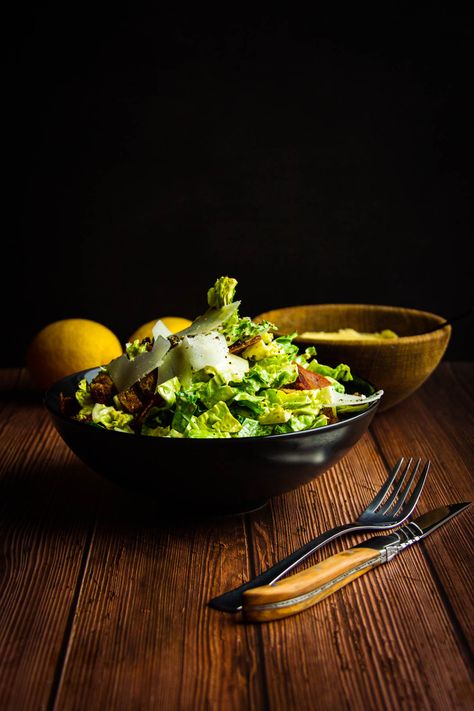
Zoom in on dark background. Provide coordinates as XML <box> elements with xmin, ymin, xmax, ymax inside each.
<box><xmin>5</xmin><ymin>8</ymin><xmax>473</xmax><ymax>365</ymax></box>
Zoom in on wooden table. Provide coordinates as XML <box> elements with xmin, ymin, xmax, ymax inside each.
<box><xmin>1</xmin><ymin>363</ymin><xmax>473</xmax><ymax>711</ymax></box>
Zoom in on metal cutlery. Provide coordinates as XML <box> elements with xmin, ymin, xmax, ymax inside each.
<box><xmin>209</xmin><ymin>457</ymin><xmax>430</xmax><ymax>612</ymax></box>
<box><xmin>420</xmin><ymin>305</ymin><xmax>473</xmax><ymax>335</ymax></box>
<box><xmin>242</xmin><ymin>501</ymin><xmax>470</xmax><ymax>622</ymax></box>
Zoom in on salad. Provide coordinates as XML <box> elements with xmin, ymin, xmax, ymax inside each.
<box><xmin>59</xmin><ymin>277</ymin><xmax>383</xmax><ymax>438</ymax></box>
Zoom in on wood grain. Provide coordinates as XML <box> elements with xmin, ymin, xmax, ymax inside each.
<box><xmin>52</xmin><ymin>508</ymin><xmax>263</xmax><ymax>711</ymax></box>
<box><xmin>0</xmin><ymin>370</ymin><xmax>94</xmax><ymax>710</ymax></box>
<box><xmin>0</xmin><ymin>365</ymin><xmax>473</xmax><ymax>710</ymax></box>
<box><xmin>242</xmin><ymin>367</ymin><xmax>474</xmax><ymax>710</ymax></box>
<box><xmin>369</xmin><ymin>363</ymin><xmax>474</xmax><ymax>648</ymax></box>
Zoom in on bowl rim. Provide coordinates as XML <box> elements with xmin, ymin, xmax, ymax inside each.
<box><xmin>255</xmin><ymin>303</ymin><xmax>452</xmax><ymax>346</ymax></box>
<box><xmin>44</xmin><ymin>366</ymin><xmax>381</xmax><ymax>443</ymax></box>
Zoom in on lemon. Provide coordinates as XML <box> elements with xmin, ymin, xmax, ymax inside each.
<box><xmin>27</xmin><ymin>318</ymin><xmax>123</xmax><ymax>390</ymax></box>
<box><xmin>128</xmin><ymin>316</ymin><xmax>192</xmax><ymax>342</ymax></box>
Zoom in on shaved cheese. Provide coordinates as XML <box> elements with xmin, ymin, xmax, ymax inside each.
<box><xmin>330</xmin><ymin>390</ymin><xmax>384</xmax><ymax>406</ymax></box>
<box><xmin>152</xmin><ymin>319</ymin><xmax>172</xmax><ymax>340</ymax></box>
<box><xmin>156</xmin><ymin>331</ymin><xmax>249</xmax><ymax>386</ymax></box>
<box><xmin>108</xmin><ymin>335</ymin><xmax>171</xmax><ymax>392</ymax></box>
<box><xmin>173</xmin><ymin>301</ymin><xmax>241</xmax><ymax>337</ymax></box>
<box><xmin>108</xmin><ymin>300</ymin><xmax>245</xmax><ymax>393</ymax></box>
<box><xmin>181</xmin><ymin>332</ymin><xmax>229</xmax><ymax>371</ymax></box>
<box><xmin>225</xmin><ymin>353</ymin><xmax>250</xmax><ymax>381</ymax></box>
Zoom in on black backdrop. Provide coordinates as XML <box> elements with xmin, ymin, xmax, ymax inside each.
<box><xmin>5</xmin><ymin>8</ymin><xmax>473</xmax><ymax>365</ymax></box>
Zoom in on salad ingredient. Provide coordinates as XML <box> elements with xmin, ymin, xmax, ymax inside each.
<box><xmin>175</xmin><ymin>301</ymin><xmax>241</xmax><ymax>337</ymax></box>
<box><xmin>60</xmin><ymin>277</ymin><xmax>383</xmax><ymax>437</ymax></box>
<box><xmin>108</xmin><ymin>335</ymin><xmax>171</xmax><ymax>392</ymax></box>
<box><xmin>155</xmin><ymin>332</ymin><xmax>249</xmax><ymax>387</ymax></box>
<box><xmin>28</xmin><ymin>319</ymin><xmax>122</xmax><ymax>390</ymax></box>
<box><xmin>128</xmin><ymin>316</ymin><xmax>192</xmax><ymax>342</ymax></box>
<box><xmin>300</xmin><ymin>328</ymin><xmax>398</xmax><ymax>340</ymax></box>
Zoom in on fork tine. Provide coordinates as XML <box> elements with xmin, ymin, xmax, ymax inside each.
<box><xmin>388</xmin><ymin>459</ymin><xmax>421</xmax><ymax>515</ymax></box>
<box><xmin>397</xmin><ymin>460</ymin><xmax>431</xmax><ymax>518</ymax></box>
<box><xmin>367</xmin><ymin>457</ymin><xmax>405</xmax><ymax>511</ymax></box>
<box><xmin>378</xmin><ymin>457</ymin><xmax>415</xmax><ymax>513</ymax></box>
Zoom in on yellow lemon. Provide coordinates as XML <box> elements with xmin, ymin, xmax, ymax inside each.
<box><xmin>128</xmin><ymin>316</ymin><xmax>192</xmax><ymax>342</ymax></box>
<box><xmin>26</xmin><ymin>318</ymin><xmax>123</xmax><ymax>390</ymax></box>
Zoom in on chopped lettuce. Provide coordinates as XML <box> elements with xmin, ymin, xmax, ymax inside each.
<box><xmin>306</xmin><ymin>360</ymin><xmax>353</xmax><ymax>383</ymax></box>
<box><xmin>91</xmin><ymin>403</ymin><xmax>134</xmax><ymax>433</ymax></box>
<box><xmin>125</xmin><ymin>339</ymin><xmax>151</xmax><ymax>359</ymax></box>
<box><xmin>207</xmin><ymin>276</ymin><xmax>238</xmax><ymax>308</ymax></box>
<box><xmin>185</xmin><ymin>401</ymin><xmax>242</xmax><ymax>438</ymax></box>
<box><xmin>74</xmin><ymin>378</ymin><xmax>94</xmax><ymax>420</ymax></box>
<box><xmin>75</xmin><ymin>378</ymin><xmax>94</xmax><ymax>408</ymax></box>
<box><xmin>67</xmin><ymin>276</ymin><xmax>383</xmax><ymax>438</ymax></box>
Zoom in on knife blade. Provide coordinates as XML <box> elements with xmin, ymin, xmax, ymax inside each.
<box><xmin>241</xmin><ymin>502</ymin><xmax>470</xmax><ymax>623</ymax></box>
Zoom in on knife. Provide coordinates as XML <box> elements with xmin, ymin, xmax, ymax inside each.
<box><xmin>241</xmin><ymin>502</ymin><xmax>470</xmax><ymax>623</ymax></box>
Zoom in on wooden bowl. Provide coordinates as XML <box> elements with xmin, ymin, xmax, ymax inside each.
<box><xmin>256</xmin><ymin>304</ymin><xmax>452</xmax><ymax>412</ymax></box>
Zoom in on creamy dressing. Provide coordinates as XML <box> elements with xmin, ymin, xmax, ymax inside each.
<box><xmin>300</xmin><ymin>328</ymin><xmax>398</xmax><ymax>341</ymax></box>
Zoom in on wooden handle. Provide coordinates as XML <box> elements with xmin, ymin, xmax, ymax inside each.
<box><xmin>242</xmin><ymin>546</ymin><xmax>382</xmax><ymax>622</ymax></box>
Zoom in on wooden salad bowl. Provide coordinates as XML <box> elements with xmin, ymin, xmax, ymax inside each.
<box><xmin>256</xmin><ymin>304</ymin><xmax>451</xmax><ymax>412</ymax></box>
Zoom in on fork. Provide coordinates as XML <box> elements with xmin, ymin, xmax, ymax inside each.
<box><xmin>209</xmin><ymin>457</ymin><xmax>430</xmax><ymax>612</ymax></box>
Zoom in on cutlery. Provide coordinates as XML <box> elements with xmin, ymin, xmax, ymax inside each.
<box><xmin>209</xmin><ymin>457</ymin><xmax>429</xmax><ymax>612</ymax></box>
<box><xmin>419</xmin><ymin>305</ymin><xmax>473</xmax><ymax>335</ymax></box>
<box><xmin>241</xmin><ymin>501</ymin><xmax>470</xmax><ymax>622</ymax></box>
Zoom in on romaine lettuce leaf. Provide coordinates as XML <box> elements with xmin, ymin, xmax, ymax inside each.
<box><xmin>306</xmin><ymin>360</ymin><xmax>353</xmax><ymax>383</ymax></box>
<box><xmin>156</xmin><ymin>376</ymin><xmax>181</xmax><ymax>407</ymax></box>
<box><xmin>246</xmin><ymin>355</ymin><xmax>298</xmax><ymax>390</ymax></box>
<box><xmin>207</xmin><ymin>276</ymin><xmax>238</xmax><ymax>308</ymax></box>
<box><xmin>171</xmin><ymin>391</ymin><xmax>200</xmax><ymax>433</ymax></box>
<box><xmin>91</xmin><ymin>403</ymin><xmax>134</xmax><ymax>432</ymax></box>
<box><xmin>75</xmin><ymin>378</ymin><xmax>93</xmax><ymax>408</ymax></box>
<box><xmin>185</xmin><ymin>401</ymin><xmax>241</xmax><ymax>438</ymax></box>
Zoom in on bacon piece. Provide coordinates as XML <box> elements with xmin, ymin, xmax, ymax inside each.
<box><xmin>229</xmin><ymin>335</ymin><xmax>262</xmax><ymax>355</ymax></box>
<box><xmin>288</xmin><ymin>364</ymin><xmax>332</xmax><ymax>391</ymax></box>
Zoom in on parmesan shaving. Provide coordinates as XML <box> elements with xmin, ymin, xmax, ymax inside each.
<box><xmin>108</xmin><ymin>335</ymin><xmax>171</xmax><ymax>391</ymax></box>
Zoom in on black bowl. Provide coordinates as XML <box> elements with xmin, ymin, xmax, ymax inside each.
<box><xmin>45</xmin><ymin>367</ymin><xmax>381</xmax><ymax>516</ymax></box>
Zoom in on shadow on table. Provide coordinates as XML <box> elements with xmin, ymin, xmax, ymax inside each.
<box><xmin>0</xmin><ymin>457</ymin><xmax>252</xmax><ymax>538</ymax></box>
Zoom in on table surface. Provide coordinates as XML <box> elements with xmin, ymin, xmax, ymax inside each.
<box><xmin>1</xmin><ymin>363</ymin><xmax>473</xmax><ymax>711</ymax></box>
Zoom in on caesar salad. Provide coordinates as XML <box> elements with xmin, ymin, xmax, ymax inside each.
<box><xmin>58</xmin><ymin>277</ymin><xmax>383</xmax><ymax>438</ymax></box>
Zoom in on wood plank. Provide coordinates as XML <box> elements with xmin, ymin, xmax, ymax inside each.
<box><xmin>0</xmin><ymin>370</ymin><xmax>96</xmax><ymax>710</ymax></box>
<box><xmin>370</xmin><ymin>362</ymin><xmax>474</xmax><ymax>643</ymax></box>
<box><xmin>52</xmin><ymin>490</ymin><xmax>264</xmax><ymax>710</ymax></box>
<box><xmin>241</xmin><ymin>365</ymin><xmax>474</xmax><ymax>710</ymax></box>
<box><xmin>246</xmin><ymin>432</ymin><xmax>400</xmax><ymax>577</ymax></box>
<box><xmin>1</xmin><ymin>370</ymin><xmax>264</xmax><ymax>710</ymax></box>
<box><xmin>252</xmin><ymin>538</ymin><xmax>473</xmax><ymax>710</ymax></box>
